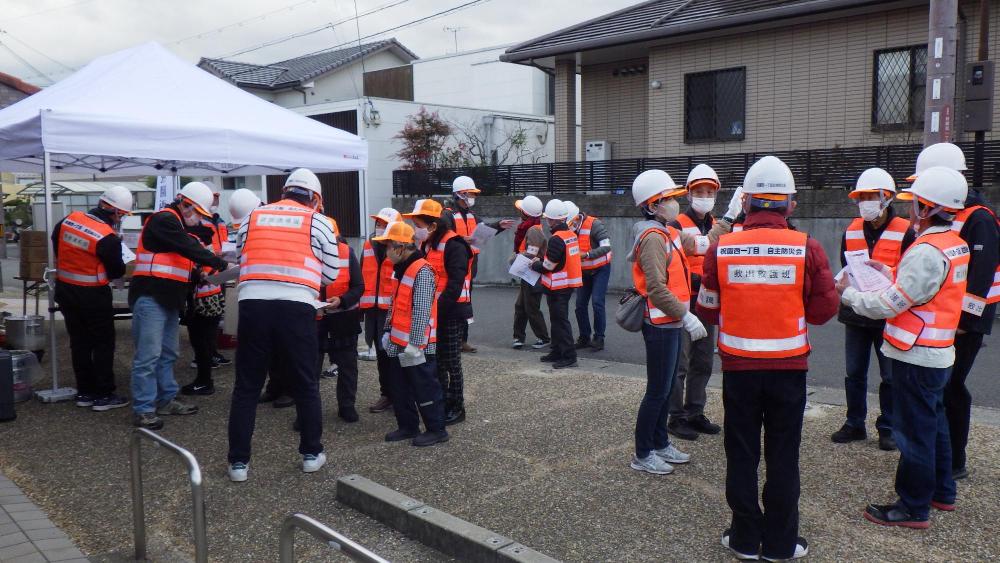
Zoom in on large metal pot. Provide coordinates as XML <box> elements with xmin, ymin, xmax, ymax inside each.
<box><xmin>3</xmin><ymin>315</ymin><xmax>47</xmax><ymax>351</ymax></box>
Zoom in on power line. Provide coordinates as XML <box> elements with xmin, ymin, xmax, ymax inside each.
<box><xmin>0</xmin><ymin>29</ymin><xmax>74</xmax><ymax>71</ymax></box>
<box><xmin>4</xmin><ymin>0</ymin><xmax>99</xmax><ymax>22</ymax></box>
<box><xmin>166</xmin><ymin>0</ymin><xmax>321</xmax><ymax>46</ymax></box>
<box><xmin>0</xmin><ymin>40</ymin><xmax>53</xmax><ymax>83</ymax></box>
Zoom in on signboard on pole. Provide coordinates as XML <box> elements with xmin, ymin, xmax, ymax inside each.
<box><xmin>154</xmin><ymin>176</ymin><xmax>178</xmax><ymax>210</ymax></box>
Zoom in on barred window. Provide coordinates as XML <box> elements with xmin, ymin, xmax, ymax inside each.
<box><xmin>684</xmin><ymin>67</ymin><xmax>746</xmax><ymax>143</ymax></box>
<box><xmin>872</xmin><ymin>46</ymin><xmax>927</xmax><ymax>130</ymax></box>
<box><xmin>222</xmin><ymin>176</ymin><xmax>246</xmax><ymax>190</ymax></box>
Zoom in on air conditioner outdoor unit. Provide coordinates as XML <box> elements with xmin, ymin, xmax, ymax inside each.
<box><xmin>585</xmin><ymin>140</ymin><xmax>611</xmax><ymax>161</ymax></box>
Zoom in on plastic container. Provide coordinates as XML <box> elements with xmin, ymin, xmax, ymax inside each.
<box><xmin>10</xmin><ymin>350</ymin><xmax>42</xmax><ymax>403</ymax></box>
<box><xmin>4</xmin><ymin>315</ymin><xmax>47</xmax><ymax>351</ymax></box>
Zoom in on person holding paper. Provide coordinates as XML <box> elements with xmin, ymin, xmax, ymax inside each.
<box><xmin>511</xmin><ymin>196</ymin><xmax>549</xmax><ymax>350</ymax></box>
<box><xmin>52</xmin><ymin>185</ymin><xmax>132</xmax><ymax>413</ymax></box>
<box><xmin>839</xmin><ymin>166</ymin><xmax>968</xmax><ymax>529</ymax></box>
<box><xmin>831</xmin><ymin>168</ymin><xmax>914</xmax><ymax>451</ymax></box>
<box><xmin>531</xmin><ymin>200</ymin><xmax>583</xmax><ymax>369</ymax></box>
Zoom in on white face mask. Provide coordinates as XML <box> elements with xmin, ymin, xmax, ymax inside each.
<box><xmin>413</xmin><ymin>227</ymin><xmax>430</xmax><ymax>241</ymax></box>
<box><xmin>691</xmin><ymin>197</ymin><xmax>716</xmax><ymax>215</ymax></box>
<box><xmin>858</xmin><ymin>201</ymin><xmax>884</xmax><ymax>222</ymax></box>
<box><xmin>180</xmin><ymin>207</ymin><xmax>200</xmax><ymax>227</ymax></box>
<box><xmin>655</xmin><ymin>198</ymin><xmax>680</xmax><ymax>224</ymax></box>
<box><xmin>374</xmin><ymin>226</ymin><xmax>386</xmax><ymax>237</ymax></box>
<box><xmin>465</xmin><ymin>197</ymin><xmax>476</xmax><ymax>207</ymax></box>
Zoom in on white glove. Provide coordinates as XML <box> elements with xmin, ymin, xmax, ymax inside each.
<box><xmin>724</xmin><ymin>186</ymin><xmax>745</xmax><ymax>222</ymax></box>
<box><xmin>399</xmin><ymin>343</ymin><xmax>426</xmax><ymax>367</ymax></box>
<box><xmin>402</xmin><ymin>344</ymin><xmax>421</xmax><ymax>358</ymax></box>
<box><xmin>380</xmin><ymin>332</ymin><xmax>390</xmax><ymax>351</ymax></box>
<box><xmin>682</xmin><ymin>312</ymin><xmax>708</xmax><ymax>341</ymax></box>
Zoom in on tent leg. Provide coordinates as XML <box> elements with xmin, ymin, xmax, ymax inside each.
<box><xmin>36</xmin><ymin>151</ymin><xmax>75</xmax><ymax>404</ymax></box>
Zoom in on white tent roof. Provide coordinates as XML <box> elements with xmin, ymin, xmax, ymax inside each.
<box><xmin>0</xmin><ymin>42</ymin><xmax>367</xmax><ymax>176</ymax></box>
<box><xmin>18</xmin><ymin>181</ymin><xmax>154</xmax><ymax>196</ymax></box>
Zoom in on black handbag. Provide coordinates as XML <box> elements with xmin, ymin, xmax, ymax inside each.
<box><xmin>616</xmin><ymin>288</ymin><xmax>645</xmax><ymax>332</ymax></box>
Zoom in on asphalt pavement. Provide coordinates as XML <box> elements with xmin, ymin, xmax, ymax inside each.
<box><xmin>465</xmin><ymin>284</ymin><xmax>1000</xmax><ymax>410</ymax></box>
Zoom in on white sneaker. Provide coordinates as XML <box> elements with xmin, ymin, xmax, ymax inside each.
<box><xmin>512</xmin><ymin>339</ymin><xmax>524</xmax><ymax>349</ymax></box>
<box><xmin>228</xmin><ymin>462</ymin><xmax>249</xmax><ymax>482</ymax></box>
<box><xmin>629</xmin><ymin>454</ymin><xmax>674</xmax><ymax>475</ymax></box>
<box><xmin>763</xmin><ymin>538</ymin><xmax>809</xmax><ymax>561</ymax></box>
<box><xmin>302</xmin><ymin>452</ymin><xmax>327</xmax><ymax>473</ymax></box>
<box><xmin>721</xmin><ymin>529</ymin><xmax>759</xmax><ymax>560</ymax></box>
<box><xmin>653</xmin><ymin>443</ymin><xmax>690</xmax><ymax>464</ymax></box>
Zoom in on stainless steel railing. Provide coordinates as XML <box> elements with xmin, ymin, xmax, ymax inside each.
<box><xmin>129</xmin><ymin>428</ymin><xmax>208</xmax><ymax>562</ymax></box>
<box><xmin>279</xmin><ymin>513</ymin><xmax>389</xmax><ymax>563</ymax></box>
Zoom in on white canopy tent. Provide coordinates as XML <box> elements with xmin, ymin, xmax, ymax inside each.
<box><xmin>0</xmin><ymin>42</ymin><xmax>368</xmax><ymax>401</ymax></box>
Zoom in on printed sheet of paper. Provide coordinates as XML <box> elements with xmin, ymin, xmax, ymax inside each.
<box><xmin>844</xmin><ymin>249</ymin><xmax>892</xmax><ymax>292</ymax></box>
<box><xmin>220</xmin><ymin>241</ymin><xmax>239</xmax><ymax>263</ymax></box>
<box><xmin>508</xmin><ymin>254</ymin><xmax>541</xmax><ymax>286</ymax></box>
<box><xmin>470</xmin><ymin>224</ymin><xmax>497</xmax><ymax>248</ymax></box>
<box><xmin>120</xmin><ymin>242</ymin><xmax>137</xmax><ymax>264</ymax></box>
<box><xmin>204</xmin><ymin>265</ymin><xmax>240</xmax><ymax>285</ymax></box>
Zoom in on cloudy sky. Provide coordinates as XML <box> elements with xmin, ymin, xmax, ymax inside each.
<box><xmin>1</xmin><ymin>0</ymin><xmax>637</xmax><ymax>85</ymax></box>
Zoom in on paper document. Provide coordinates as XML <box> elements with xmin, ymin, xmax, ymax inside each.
<box><xmin>120</xmin><ymin>242</ymin><xmax>136</xmax><ymax>264</ymax></box>
<box><xmin>843</xmin><ymin>249</ymin><xmax>892</xmax><ymax>292</ymax></box>
<box><xmin>508</xmin><ymin>254</ymin><xmax>541</xmax><ymax>286</ymax></box>
<box><xmin>470</xmin><ymin>224</ymin><xmax>497</xmax><ymax>248</ymax></box>
<box><xmin>204</xmin><ymin>265</ymin><xmax>240</xmax><ymax>285</ymax></box>
<box><xmin>220</xmin><ymin>241</ymin><xmax>239</xmax><ymax>263</ymax></box>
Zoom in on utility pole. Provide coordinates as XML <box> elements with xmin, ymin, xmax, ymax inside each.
<box><xmin>444</xmin><ymin>26</ymin><xmax>463</xmax><ymax>53</ymax></box>
<box><xmin>924</xmin><ymin>0</ymin><xmax>959</xmax><ymax>147</ymax></box>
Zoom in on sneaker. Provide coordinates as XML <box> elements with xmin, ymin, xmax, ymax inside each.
<box><xmin>258</xmin><ymin>391</ymin><xmax>278</xmax><ymax>403</ymax></box>
<box><xmin>630</xmin><ymin>453</ymin><xmax>674</xmax><ymax>475</ymax></box>
<box><xmin>688</xmin><ymin>414</ymin><xmax>721</xmax><ymax>435</ymax></box>
<box><xmin>931</xmin><ymin>499</ymin><xmax>956</xmax><ymax>512</ymax></box>
<box><xmin>189</xmin><ymin>359</ymin><xmax>220</xmax><ymax>369</ymax></box>
<box><xmin>321</xmin><ymin>365</ymin><xmax>339</xmax><ymax>379</ymax></box>
<box><xmin>385</xmin><ymin>428</ymin><xmax>418</xmax><ymax>442</ymax></box>
<box><xmin>359</xmin><ymin>346</ymin><xmax>377</xmax><ymax>362</ymax></box>
<box><xmin>653</xmin><ymin>443</ymin><xmax>690</xmax><ymax>465</ymax></box>
<box><xmin>763</xmin><ymin>537</ymin><xmax>808</xmax><ymax>561</ymax></box>
<box><xmin>667</xmin><ymin>418</ymin><xmax>699</xmax><ymax>441</ymax></box>
<box><xmin>512</xmin><ymin>339</ymin><xmax>524</xmax><ymax>349</ymax></box>
<box><xmin>461</xmin><ymin>342</ymin><xmax>477</xmax><ymax>353</ymax></box>
<box><xmin>531</xmin><ymin>339</ymin><xmax>550</xmax><ymax>349</ymax></box>
<box><xmin>369</xmin><ymin>396</ymin><xmax>392</xmax><ymax>413</ymax></box>
<box><xmin>156</xmin><ymin>399</ymin><xmax>199</xmax><ymax>416</ymax></box>
<box><xmin>302</xmin><ymin>452</ymin><xmax>326</xmax><ymax>473</ymax></box>
<box><xmin>574</xmin><ymin>336</ymin><xmax>592</xmax><ymax>349</ymax></box>
<box><xmin>590</xmin><ymin>337</ymin><xmax>605</xmax><ymax>351</ymax></box>
<box><xmin>75</xmin><ymin>393</ymin><xmax>96</xmax><ymax>407</ymax></box>
<box><xmin>721</xmin><ymin>529</ymin><xmax>760</xmax><ymax>560</ymax></box>
<box><xmin>228</xmin><ymin>462</ymin><xmax>248</xmax><ymax>482</ymax></box>
<box><xmin>831</xmin><ymin>423</ymin><xmax>866</xmax><ymax>443</ymax></box>
<box><xmin>877</xmin><ymin>429</ymin><xmax>897</xmax><ymax>451</ymax></box>
<box><xmin>273</xmin><ymin>395</ymin><xmax>295</xmax><ymax>409</ymax></box>
<box><xmin>181</xmin><ymin>382</ymin><xmax>215</xmax><ymax>396</ymax></box>
<box><xmin>863</xmin><ymin>503</ymin><xmax>930</xmax><ymax>529</ymax></box>
<box><xmin>92</xmin><ymin>394</ymin><xmax>129</xmax><ymax>412</ymax></box>
<box><xmin>412</xmin><ymin>430</ymin><xmax>449</xmax><ymax>447</ymax></box>
<box><xmin>338</xmin><ymin>406</ymin><xmax>359</xmax><ymax>423</ymax></box>
<box><xmin>133</xmin><ymin>412</ymin><xmax>164</xmax><ymax>430</ymax></box>
<box><xmin>445</xmin><ymin>407</ymin><xmax>466</xmax><ymax>426</ymax></box>
<box><xmin>213</xmin><ymin>353</ymin><xmax>232</xmax><ymax>366</ymax></box>
<box><xmin>539</xmin><ymin>353</ymin><xmax>559</xmax><ymax>363</ymax></box>
<box><xmin>952</xmin><ymin>466</ymin><xmax>969</xmax><ymax>480</ymax></box>
<box><xmin>553</xmin><ymin>358</ymin><xmax>578</xmax><ymax>369</ymax></box>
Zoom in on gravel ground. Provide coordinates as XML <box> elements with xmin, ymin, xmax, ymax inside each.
<box><xmin>0</xmin><ymin>321</ymin><xmax>998</xmax><ymax>562</ymax></box>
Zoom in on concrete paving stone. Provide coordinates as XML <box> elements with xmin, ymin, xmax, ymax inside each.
<box><xmin>0</xmin><ymin>530</ymin><xmax>29</xmax><ymax>548</ymax></box>
<box><xmin>32</xmin><ymin>536</ymin><xmax>75</xmax><ymax>550</ymax></box>
<box><xmin>1</xmin><ymin>522</ymin><xmax>21</xmax><ymax>536</ymax></box>
<box><xmin>24</xmin><ymin>527</ymin><xmax>68</xmax><ymax>541</ymax></box>
<box><xmin>0</xmin><ymin>494</ymin><xmax>31</xmax><ymax>505</ymax></box>
<box><xmin>8</xmin><ymin>552</ymin><xmax>48</xmax><ymax>563</ymax></box>
<box><xmin>14</xmin><ymin>518</ymin><xmax>56</xmax><ymax>531</ymax></box>
<box><xmin>9</xmin><ymin>510</ymin><xmax>47</xmax><ymax>522</ymax></box>
<box><xmin>3</xmin><ymin>502</ymin><xmax>40</xmax><ymax>513</ymax></box>
<box><xmin>41</xmin><ymin>546</ymin><xmax>87</xmax><ymax>561</ymax></box>
<box><xmin>0</xmin><ymin>540</ymin><xmax>39</xmax><ymax>560</ymax></box>
<box><xmin>0</xmin><ymin>512</ymin><xmax>13</xmax><ymax>525</ymax></box>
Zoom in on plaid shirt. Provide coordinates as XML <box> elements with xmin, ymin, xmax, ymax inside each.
<box><xmin>385</xmin><ymin>264</ymin><xmax>436</xmax><ymax>356</ymax></box>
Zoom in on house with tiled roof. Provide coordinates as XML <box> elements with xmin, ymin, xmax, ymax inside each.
<box><xmin>0</xmin><ymin>70</ymin><xmax>39</xmax><ymax>110</ymax></box>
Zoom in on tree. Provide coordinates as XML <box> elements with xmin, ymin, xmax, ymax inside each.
<box><xmin>394</xmin><ymin>107</ymin><xmax>453</xmax><ymax>171</ymax></box>
<box><xmin>443</xmin><ymin>119</ymin><xmax>548</xmax><ymax>167</ymax></box>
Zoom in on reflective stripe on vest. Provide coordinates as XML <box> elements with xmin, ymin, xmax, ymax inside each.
<box><xmin>541</xmin><ymin>230</ymin><xmax>583</xmax><ymax>290</ymax></box>
<box><xmin>324</xmin><ymin>242</ymin><xmax>352</xmax><ymax>299</ymax></box>
<box><xmin>675</xmin><ymin>214</ymin><xmax>707</xmax><ymax>277</ymax></box>
<box><xmin>239</xmin><ymin>199</ymin><xmax>322</xmax><ymax>292</ymax></box>
<box><xmin>195</xmin><ymin>217</ymin><xmax>228</xmax><ymax>298</ymax></box>
<box><xmin>884</xmin><ymin>231</ymin><xmax>969</xmax><ymax>351</ymax></box>
<box><xmin>360</xmin><ymin>240</ymin><xmax>396</xmax><ymax>310</ymax></box>
<box><xmin>133</xmin><ymin>208</ymin><xmax>195</xmax><ymax>283</ymax></box>
<box><xmin>388</xmin><ymin>259</ymin><xmax>438</xmax><ymax>349</ymax></box>
<box><xmin>717</xmin><ymin>228</ymin><xmax>809</xmax><ymax>359</ymax></box>
<box><xmin>844</xmin><ymin>216</ymin><xmax>909</xmax><ymax>269</ymax></box>
<box><xmin>631</xmin><ymin>226</ymin><xmax>691</xmax><ymax>325</ymax></box>
<box><xmin>578</xmin><ymin>215</ymin><xmax>612</xmax><ymax>270</ymax></box>
<box><xmin>952</xmin><ymin>205</ymin><xmax>1000</xmax><ymax>304</ymax></box>
<box><xmin>56</xmin><ymin>211</ymin><xmax>114</xmax><ymax>287</ymax></box>
<box><xmin>424</xmin><ymin>231</ymin><xmax>473</xmax><ymax>300</ymax></box>
<box><xmin>452</xmin><ymin>209</ymin><xmax>480</xmax><ymax>255</ymax></box>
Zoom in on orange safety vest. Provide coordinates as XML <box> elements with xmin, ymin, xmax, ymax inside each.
<box><xmin>388</xmin><ymin>258</ymin><xmax>438</xmax><ymax>349</ymax></box>
<box><xmin>631</xmin><ymin>226</ymin><xmax>691</xmax><ymax>325</ymax></box>
<box><xmin>452</xmin><ymin>208</ymin><xmax>480</xmax><ymax>255</ymax></box>
<box><xmin>675</xmin><ymin>214</ymin><xmax>707</xmax><ymax>277</ymax></box>
<box><xmin>134</xmin><ymin>208</ymin><xmax>196</xmax><ymax>283</ymax></box>
<box><xmin>716</xmin><ymin>228</ymin><xmax>810</xmax><ymax>359</ymax></box>
<box><xmin>360</xmin><ymin>240</ymin><xmax>395</xmax><ymax>310</ymax></box>
<box><xmin>239</xmin><ymin>199</ymin><xmax>322</xmax><ymax>292</ymax></box>
<box><xmin>578</xmin><ymin>215</ymin><xmax>612</xmax><ymax>270</ymax></box>
<box><xmin>951</xmin><ymin>205</ymin><xmax>1000</xmax><ymax>304</ymax></box>
<box><xmin>424</xmin><ymin>231</ymin><xmax>472</xmax><ymax>301</ymax></box>
<box><xmin>323</xmin><ymin>242</ymin><xmax>353</xmax><ymax>299</ymax></box>
<box><xmin>541</xmin><ymin>230</ymin><xmax>583</xmax><ymax>290</ymax></box>
<box><xmin>56</xmin><ymin>211</ymin><xmax>115</xmax><ymax>287</ymax></box>
<box><xmin>883</xmin><ymin>231</ymin><xmax>970</xmax><ymax>351</ymax></box>
<box><xmin>195</xmin><ymin>217</ymin><xmax>229</xmax><ymax>299</ymax></box>
<box><xmin>844</xmin><ymin>216</ymin><xmax>909</xmax><ymax>268</ymax></box>
<box><xmin>732</xmin><ymin>222</ymin><xmax>744</xmax><ymax>233</ymax></box>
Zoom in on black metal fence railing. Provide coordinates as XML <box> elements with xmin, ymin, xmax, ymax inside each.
<box><xmin>392</xmin><ymin>141</ymin><xmax>1000</xmax><ymax>197</ymax></box>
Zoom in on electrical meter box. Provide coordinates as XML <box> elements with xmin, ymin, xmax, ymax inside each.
<box><xmin>585</xmin><ymin>141</ymin><xmax>611</xmax><ymax>161</ymax></box>
<box><xmin>964</xmin><ymin>61</ymin><xmax>994</xmax><ymax>132</ymax></box>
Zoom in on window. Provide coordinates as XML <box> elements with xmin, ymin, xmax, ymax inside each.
<box><xmin>872</xmin><ymin>46</ymin><xmax>927</xmax><ymax>130</ymax></box>
<box><xmin>222</xmin><ymin>176</ymin><xmax>246</xmax><ymax>190</ymax></box>
<box><xmin>684</xmin><ymin>67</ymin><xmax>746</xmax><ymax>143</ymax></box>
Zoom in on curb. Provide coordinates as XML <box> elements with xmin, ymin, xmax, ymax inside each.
<box><xmin>336</xmin><ymin>475</ymin><xmax>558</xmax><ymax>563</ymax></box>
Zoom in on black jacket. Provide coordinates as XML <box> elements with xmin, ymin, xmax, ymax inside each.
<box><xmin>956</xmin><ymin>189</ymin><xmax>999</xmax><ymax>335</ymax></box>
<box><xmin>51</xmin><ymin>207</ymin><xmax>127</xmax><ymax>310</ymax></box>
<box><xmin>128</xmin><ymin>203</ymin><xmax>228</xmax><ymax>311</ymax></box>
<box><xmin>321</xmin><ymin>245</ymin><xmax>365</xmax><ymax>338</ymax></box>
<box><xmin>434</xmin><ymin>233</ymin><xmax>474</xmax><ymax>321</ymax></box>
<box><xmin>532</xmin><ymin>223</ymin><xmax>572</xmax><ymax>292</ymax></box>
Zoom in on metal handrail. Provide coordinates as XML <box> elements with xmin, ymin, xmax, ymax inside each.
<box><xmin>129</xmin><ymin>428</ymin><xmax>208</xmax><ymax>563</ymax></box>
<box><xmin>279</xmin><ymin>513</ymin><xmax>389</xmax><ymax>563</ymax></box>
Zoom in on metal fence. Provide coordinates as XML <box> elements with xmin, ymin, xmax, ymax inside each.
<box><xmin>393</xmin><ymin>140</ymin><xmax>1000</xmax><ymax>197</ymax></box>
<box><xmin>279</xmin><ymin>513</ymin><xmax>389</xmax><ymax>563</ymax></box>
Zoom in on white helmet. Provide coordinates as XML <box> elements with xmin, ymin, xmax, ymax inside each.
<box><xmin>284</xmin><ymin>168</ymin><xmax>322</xmax><ymax>196</ymax></box>
<box><xmin>514</xmin><ymin>195</ymin><xmax>543</xmax><ymax>217</ymax></box>
<box><xmin>371</xmin><ymin>207</ymin><xmax>401</xmax><ymax>225</ymax></box>
<box><xmin>851</xmin><ymin>168</ymin><xmax>896</xmax><ymax>198</ymax></box>
<box><xmin>910</xmin><ymin>143</ymin><xmax>967</xmax><ymax>180</ymax></box>
<box><xmin>631</xmin><ymin>170</ymin><xmax>686</xmax><ymax>207</ymax></box>
<box><xmin>742</xmin><ymin>156</ymin><xmax>796</xmax><ymax>195</ymax></box>
<box><xmin>178</xmin><ymin>181</ymin><xmax>214</xmax><ymax>216</ymax></box>
<box><xmin>228</xmin><ymin>188</ymin><xmax>262</xmax><ymax>224</ymax></box>
<box><xmin>563</xmin><ymin>200</ymin><xmax>581</xmax><ymax>227</ymax></box>
<box><xmin>900</xmin><ymin>166</ymin><xmax>967</xmax><ymax>211</ymax></box>
<box><xmin>452</xmin><ymin>175</ymin><xmax>481</xmax><ymax>194</ymax></box>
<box><xmin>686</xmin><ymin>164</ymin><xmax>721</xmax><ymax>189</ymax></box>
<box><xmin>99</xmin><ymin>185</ymin><xmax>134</xmax><ymax>214</ymax></box>
<box><xmin>543</xmin><ymin>199</ymin><xmax>569</xmax><ymax>220</ymax></box>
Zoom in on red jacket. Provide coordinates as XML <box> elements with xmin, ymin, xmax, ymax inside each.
<box><xmin>696</xmin><ymin>211</ymin><xmax>839</xmax><ymax>371</ymax></box>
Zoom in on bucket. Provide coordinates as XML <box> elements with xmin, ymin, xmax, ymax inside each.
<box><xmin>4</xmin><ymin>315</ymin><xmax>47</xmax><ymax>351</ymax></box>
<box><xmin>10</xmin><ymin>350</ymin><xmax>41</xmax><ymax>403</ymax></box>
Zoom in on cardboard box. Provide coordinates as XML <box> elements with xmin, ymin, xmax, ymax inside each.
<box><xmin>19</xmin><ymin>261</ymin><xmax>47</xmax><ymax>280</ymax></box>
<box><xmin>20</xmin><ymin>231</ymin><xmax>48</xmax><ymax>247</ymax></box>
<box><xmin>20</xmin><ymin>245</ymin><xmax>48</xmax><ymax>262</ymax></box>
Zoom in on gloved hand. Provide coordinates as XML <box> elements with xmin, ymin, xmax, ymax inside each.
<box><xmin>402</xmin><ymin>344</ymin><xmax>421</xmax><ymax>358</ymax></box>
<box><xmin>380</xmin><ymin>332</ymin><xmax>390</xmax><ymax>351</ymax></box>
<box><xmin>724</xmin><ymin>186</ymin><xmax>745</xmax><ymax>222</ymax></box>
<box><xmin>682</xmin><ymin>312</ymin><xmax>708</xmax><ymax>341</ymax></box>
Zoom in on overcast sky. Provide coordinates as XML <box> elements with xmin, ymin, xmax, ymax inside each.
<box><xmin>1</xmin><ymin>0</ymin><xmax>637</xmax><ymax>85</ymax></box>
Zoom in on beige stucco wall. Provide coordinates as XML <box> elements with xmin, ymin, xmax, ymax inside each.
<box><xmin>580</xmin><ymin>58</ymin><xmax>649</xmax><ymax>159</ymax></box>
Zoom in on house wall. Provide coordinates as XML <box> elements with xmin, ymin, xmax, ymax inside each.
<box><xmin>581</xmin><ymin>58</ymin><xmax>649</xmax><ymax>160</ymax></box>
<box><xmin>269</xmin><ymin>51</ymin><xmax>409</xmax><ymax>108</ymax></box>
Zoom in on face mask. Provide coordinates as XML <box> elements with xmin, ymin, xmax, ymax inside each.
<box><xmin>374</xmin><ymin>226</ymin><xmax>386</xmax><ymax>237</ymax></box>
<box><xmin>858</xmin><ymin>201</ymin><xmax>883</xmax><ymax>222</ymax></box>
<box><xmin>465</xmin><ymin>197</ymin><xmax>476</xmax><ymax>207</ymax></box>
<box><xmin>655</xmin><ymin>198</ymin><xmax>680</xmax><ymax>223</ymax></box>
<box><xmin>180</xmin><ymin>206</ymin><xmax>200</xmax><ymax>227</ymax></box>
<box><xmin>413</xmin><ymin>227</ymin><xmax>430</xmax><ymax>242</ymax></box>
<box><xmin>691</xmin><ymin>197</ymin><xmax>716</xmax><ymax>215</ymax></box>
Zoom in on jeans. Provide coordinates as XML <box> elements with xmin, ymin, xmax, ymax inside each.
<box><xmin>130</xmin><ymin>296</ymin><xmax>180</xmax><ymax>414</ymax></box>
<box><xmin>513</xmin><ymin>281</ymin><xmax>548</xmax><ymax>342</ymax></box>
<box><xmin>575</xmin><ymin>264</ymin><xmax>610</xmax><ymax>340</ymax></box>
<box><xmin>843</xmin><ymin>324</ymin><xmax>893</xmax><ymax>432</ymax></box>
<box><xmin>892</xmin><ymin>359</ymin><xmax>955</xmax><ymax>519</ymax></box>
<box><xmin>388</xmin><ymin>355</ymin><xmax>446</xmax><ymax>433</ymax></box>
<box><xmin>723</xmin><ymin>370</ymin><xmax>806</xmax><ymax>560</ymax></box>
<box><xmin>670</xmin><ymin>305</ymin><xmax>716</xmax><ymax>419</ymax></box>
<box><xmin>546</xmin><ymin>289</ymin><xmax>575</xmax><ymax>361</ymax></box>
<box><xmin>944</xmin><ymin>331</ymin><xmax>983</xmax><ymax>470</ymax></box>
<box><xmin>62</xmin><ymin>305</ymin><xmax>117</xmax><ymax>397</ymax></box>
<box><xmin>634</xmin><ymin>324</ymin><xmax>681</xmax><ymax>458</ymax></box>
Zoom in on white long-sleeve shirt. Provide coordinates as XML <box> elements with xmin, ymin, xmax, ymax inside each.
<box><xmin>235</xmin><ymin>207</ymin><xmax>340</xmax><ymax>306</ymax></box>
<box><xmin>840</xmin><ymin>226</ymin><xmax>955</xmax><ymax>368</ymax></box>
